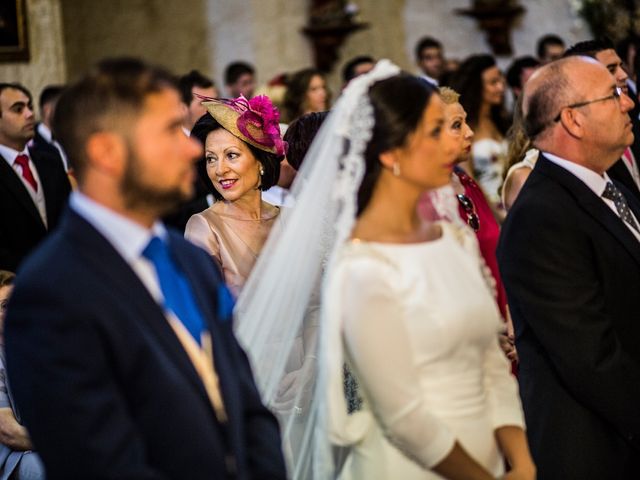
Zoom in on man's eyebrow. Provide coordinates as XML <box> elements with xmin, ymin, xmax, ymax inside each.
<box><xmin>9</xmin><ymin>101</ymin><xmax>29</xmax><ymax>109</ymax></box>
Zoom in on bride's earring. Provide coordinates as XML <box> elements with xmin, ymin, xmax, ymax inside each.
<box><xmin>259</xmin><ymin>165</ymin><xmax>265</xmax><ymax>176</ymax></box>
<box><xmin>392</xmin><ymin>162</ymin><xmax>401</xmax><ymax>177</ymax></box>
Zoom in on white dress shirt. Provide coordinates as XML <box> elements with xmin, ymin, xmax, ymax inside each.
<box><xmin>419</xmin><ymin>73</ymin><xmax>439</xmax><ymax>87</ymax></box>
<box><xmin>0</xmin><ymin>144</ymin><xmax>48</xmax><ymax>228</ymax></box>
<box><xmin>545</xmin><ymin>152</ymin><xmax>640</xmax><ymax>242</ymax></box>
<box><xmin>70</xmin><ymin>191</ymin><xmax>167</xmax><ymax>303</ymax></box>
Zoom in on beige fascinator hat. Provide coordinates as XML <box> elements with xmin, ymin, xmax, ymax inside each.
<box><xmin>198</xmin><ymin>94</ymin><xmax>287</xmax><ymax>156</ymax></box>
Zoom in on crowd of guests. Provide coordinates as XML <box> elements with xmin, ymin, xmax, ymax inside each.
<box><xmin>0</xmin><ymin>28</ymin><xmax>639</xmax><ymax>480</ymax></box>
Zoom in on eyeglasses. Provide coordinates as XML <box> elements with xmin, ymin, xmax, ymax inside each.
<box><xmin>457</xmin><ymin>193</ymin><xmax>480</xmax><ymax>232</ymax></box>
<box><xmin>553</xmin><ymin>86</ymin><xmax>623</xmax><ymax>122</ymax></box>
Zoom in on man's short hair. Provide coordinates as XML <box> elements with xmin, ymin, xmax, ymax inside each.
<box><xmin>224</xmin><ymin>62</ymin><xmax>255</xmax><ymax>86</ymax></box>
<box><xmin>283</xmin><ymin>111</ymin><xmax>329</xmax><ymax>171</ymax></box>
<box><xmin>0</xmin><ymin>83</ymin><xmax>32</xmax><ymax>116</ymax></box>
<box><xmin>537</xmin><ymin>34</ymin><xmax>565</xmax><ymax>59</ymax></box>
<box><xmin>414</xmin><ymin>36</ymin><xmax>443</xmax><ymax>61</ymax></box>
<box><xmin>342</xmin><ymin>55</ymin><xmax>375</xmax><ymax>84</ymax></box>
<box><xmin>177</xmin><ymin>70</ymin><xmax>214</xmax><ymax>105</ymax></box>
<box><xmin>506</xmin><ymin>56</ymin><xmax>540</xmax><ymax>90</ymax></box>
<box><xmin>564</xmin><ymin>38</ymin><xmax>615</xmax><ymax>59</ymax></box>
<box><xmin>39</xmin><ymin>85</ymin><xmax>65</xmax><ymax>112</ymax></box>
<box><xmin>523</xmin><ymin>61</ymin><xmax>571</xmax><ymax>140</ymax></box>
<box><xmin>52</xmin><ymin>57</ymin><xmax>177</xmax><ymax>181</ymax></box>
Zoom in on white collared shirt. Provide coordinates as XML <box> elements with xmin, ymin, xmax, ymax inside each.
<box><xmin>36</xmin><ymin>123</ymin><xmax>69</xmax><ymax>171</ymax></box>
<box><xmin>419</xmin><ymin>73</ymin><xmax>439</xmax><ymax>87</ymax></box>
<box><xmin>0</xmin><ymin>144</ymin><xmax>48</xmax><ymax>228</ymax></box>
<box><xmin>544</xmin><ymin>152</ymin><xmax>640</xmax><ymax>242</ymax></box>
<box><xmin>70</xmin><ymin>191</ymin><xmax>167</xmax><ymax>303</ymax></box>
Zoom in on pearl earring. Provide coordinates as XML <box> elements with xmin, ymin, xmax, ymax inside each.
<box><xmin>260</xmin><ymin>165</ymin><xmax>265</xmax><ymax>176</ymax></box>
<box><xmin>392</xmin><ymin>162</ymin><xmax>401</xmax><ymax>177</ymax></box>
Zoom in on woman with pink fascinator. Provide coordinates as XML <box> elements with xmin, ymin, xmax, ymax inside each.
<box><xmin>185</xmin><ymin>95</ymin><xmax>286</xmax><ymax>296</ymax></box>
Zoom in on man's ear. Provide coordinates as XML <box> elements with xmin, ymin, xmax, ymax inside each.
<box><xmin>85</xmin><ymin>132</ymin><xmax>127</xmax><ymax>176</ymax></box>
<box><xmin>559</xmin><ymin>108</ymin><xmax>584</xmax><ymax>139</ymax></box>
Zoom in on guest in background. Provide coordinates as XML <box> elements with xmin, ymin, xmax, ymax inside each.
<box><xmin>283</xmin><ymin>68</ymin><xmax>329</xmax><ymax>123</ymax></box>
<box><xmin>449</xmin><ymin>55</ymin><xmax>510</xmax><ymax>216</ymax></box>
<box><xmin>415</xmin><ymin>36</ymin><xmax>444</xmax><ymax>86</ymax></box>
<box><xmin>0</xmin><ymin>82</ymin><xmax>71</xmax><ymax>271</ymax></box>
<box><xmin>615</xmin><ymin>34</ymin><xmax>639</xmax><ymax>89</ymax></box>
<box><xmin>178</xmin><ymin>70</ymin><xmax>218</xmax><ymax>133</ymax></box>
<box><xmin>536</xmin><ymin>34</ymin><xmax>565</xmax><ymax>64</ymax></box>
<box><xmin>163</xmin><ymin>70</ymin><xmax>219</xmax><ymax>232</ymax></box>
<box><xmin>342</xmin><ymin>55</ymin><xmax>375</xmax><ymax>87</ymax></box>
<box><xmin>224</xmin><ymin>61</ymin><xmax>256</xmax><ymax>99</ymax></box>
<box><xmin>502</xmin><ymin>98</ymin><xmax>538</xmax><ymax>212</ymax></box>
<box><xmin>505</xmin><ymin>56</ymin><xmax>540</xmax><ymax>100</ymax></box>
<box><xmin>185</xmin><ymin>95</ymin><xmax>285</xmax><ymax>296</ymax></box>
<box><xmin>565</xmin><ymin>38</ymin><xmax>640</xmax><ymax>201</ymax></box>
<box><xmin>261</xmin><ymin>110</ymin><xmax>330</xmax><ymax>207</ymax></box>
<box><xmin>31</xmin><ymin>84</ymin><xmax>68</xmax><ymax>173</ymax></box>
<box><xmin>0</xmin><ymin>270</ymin><xmax>45</xmax><ymax>480</ymax></box>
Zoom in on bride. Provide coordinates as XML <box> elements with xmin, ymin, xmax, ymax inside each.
<box><xmin>233</xmin><ymin>61</ymin><xmax>534</xmax><ymax>479</ymax></box>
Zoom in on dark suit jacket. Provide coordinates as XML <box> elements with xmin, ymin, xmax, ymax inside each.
<box><xmin>30</xmin><ymin>125</ymin><xmax>66</xmax><ymax>170</ymax></box>
<box><xmin>0</xmin><ymin>149</ymin><xmax>71</xmax><ymax>271</ymax></box>
<box><xmin>4</xmin><ymin>209</ymin><xmax>286</xmax><ymax>480</ymax></box>
<box><xmin>497</xmin><ymin>154</ymin><xmax>640</xmax><ymax>479</ymax></box>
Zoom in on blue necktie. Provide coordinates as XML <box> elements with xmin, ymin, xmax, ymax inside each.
<box><xmin>142</xmin><ymin>236</ymin><xmax>206</xmax><ymax>344</ymax></box>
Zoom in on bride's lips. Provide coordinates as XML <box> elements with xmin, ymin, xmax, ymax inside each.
<box><xmin>218</xmin><ymin>179</ymin><xmax>238</xmax><ymax>190</ymax></box>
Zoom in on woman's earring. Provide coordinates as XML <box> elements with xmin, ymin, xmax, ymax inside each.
<box><xmin>260</xmin><ymin>165</ymin><xmax>265</xmax><ymax>176</ymax></box>
<box><xmin>392</xmin><ymin>162</ymin><xmax>401</xmax><ymax>177</ymax></box>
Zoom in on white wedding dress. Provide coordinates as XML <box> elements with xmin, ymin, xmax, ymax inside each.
<box><xmin>324</xmin><ymin>222</ymin><xmax>524</xmax><ymax>479</ymax></box>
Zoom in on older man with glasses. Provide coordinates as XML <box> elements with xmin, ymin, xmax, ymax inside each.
<box><xmin>497</xmin><ymin>55</ymin><xmax>640</xmax><ymax>479</ymax></box>
<box><xmin>565</xmin><ymin>39</ymin><xmax>640</xmax><ymax>202</ymax></box>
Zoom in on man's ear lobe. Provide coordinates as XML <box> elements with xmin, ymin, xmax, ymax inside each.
<box><xmin>559</xmin><ymin>109</ymin><xmax>584</xmax><ymax>139</ymax></box>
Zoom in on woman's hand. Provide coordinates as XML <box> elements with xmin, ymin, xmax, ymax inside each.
<box><xmin>498</xmin><ymin>329</ymin><xmax>518</xmax><ymax>363</ymax></box>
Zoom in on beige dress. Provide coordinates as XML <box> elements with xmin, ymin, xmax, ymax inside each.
<box><xmin>184</xmin><ymin>203</ymin><xmax>279</xmax><ymax>296</ymax></box>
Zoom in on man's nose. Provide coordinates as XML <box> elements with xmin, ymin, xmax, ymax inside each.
<box><xmin>621</xmin><ymin>92</ymin><xmax>635</xmax><ymax>113</ymax></box>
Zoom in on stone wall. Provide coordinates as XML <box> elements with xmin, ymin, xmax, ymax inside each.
<box><xmin>1</xmin><ymin>0</ymin><xmax>593</xmax><ymax>111</ymax></box>
<box><xmin>61</xmin><ymin>0</ymin><xmax>213</xmax><ymax>82</ymax></box>
<box><xmin>0</xmin><ymin>0</ymin><xmax>66</xmax><ymax>115</ymax></box>
<box><xmin>404</xmin><ymin>0</ymin><xmax>590</xmax><ymax>71</ymax></box>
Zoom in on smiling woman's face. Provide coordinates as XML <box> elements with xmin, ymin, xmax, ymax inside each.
<box><xmin>205</xmin><ymin>128</ymin><xmax>261</xmax><ymax>202</ymax></box>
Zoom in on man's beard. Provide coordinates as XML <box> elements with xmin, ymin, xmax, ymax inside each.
<box><xmin>119</xmin><ymin>154</ymin><xmax>192</xmax><ymax>217</ymax></box>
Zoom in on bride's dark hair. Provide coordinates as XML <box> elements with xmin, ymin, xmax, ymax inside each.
<box><xmin>357</xmin><ymin>74</ymin><xmax>437</xmax><ymax>215</ymax></box>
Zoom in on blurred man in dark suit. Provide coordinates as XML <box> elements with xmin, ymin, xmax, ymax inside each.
<box><xmin>4</xmin><ymin>58</ymin><xmax>286</xmax><ymax>480</ymax></box>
